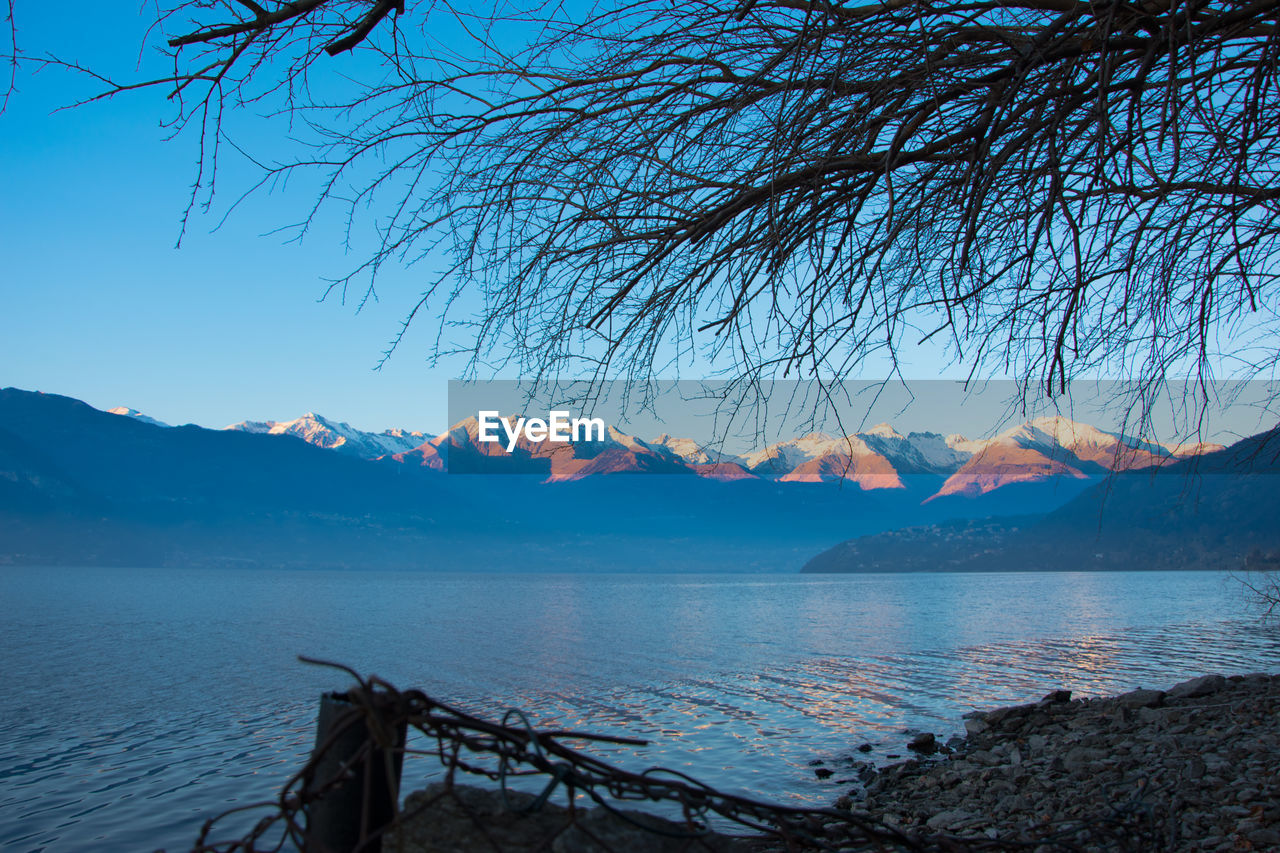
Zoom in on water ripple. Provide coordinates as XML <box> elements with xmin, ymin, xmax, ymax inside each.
<box><xmin>1</xmin><ymin>569</ymin><xmax>1278</xmax><ymax>850</ymax></box>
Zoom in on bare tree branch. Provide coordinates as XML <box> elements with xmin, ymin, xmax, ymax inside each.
<box><xmin>2</xmin><ymin>0</ymin><xmax>16</xmax><ymax>115</ymax></box>
<box><xmin>51</xmin><ymin>0</ymin><xmax>1280</xmax><ymax>434</ymax></box>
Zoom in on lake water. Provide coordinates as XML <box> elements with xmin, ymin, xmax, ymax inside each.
<box><xmin>2</xmin><ymin>568</ymin><xmax>1279</xmax><ymax>851</ymax></box>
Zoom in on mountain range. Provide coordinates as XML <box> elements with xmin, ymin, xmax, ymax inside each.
<box><xmin>204</xmin><ymin>407</ymin><xmax>1223</xmax><ymax>502</ymax></box>
<box><xmin>0</xmin><ymin>387</ymin><xmax>1017</xmax><ymax>571</ymax></box>
<box><xmin>803</xmin><ymin>427</ymin><xmax>1280</xmax><ymax>573</ymax></box>
<box><xmin>3</xmin><ymin>386</ymin><xmax>1271</xmax><ymax>573</ymax></box>
<box><xmin>225</xmin><ymin>413</ymin><xmax>428</xmax><ymax>459</ymax></box>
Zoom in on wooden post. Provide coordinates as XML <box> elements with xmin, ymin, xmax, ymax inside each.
<box><xmin>305</xmin><ymin>690</ymin><xmax>407</xmax><ymax>853</ymax></box>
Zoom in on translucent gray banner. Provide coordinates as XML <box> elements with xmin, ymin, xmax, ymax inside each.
<box><xmin>440</xmin><ymin>379</ymin><xmax>1278</xmax><ymax>476</ymax></box>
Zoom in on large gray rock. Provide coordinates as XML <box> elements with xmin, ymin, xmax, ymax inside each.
<box><xmin>907</xmin><ymin>732</ymin><xmax>937</xmax><ymax>754</ymax></box>
<box><xmin>925</xmin><ymin>808</ymin><xmax>976</xmax><ymax>831</ymax></box>
<box><xmin>1061</xmin><ymin>746</ymin><xmax>1107</xmax><ymax>771</ymax></box>
<box><xmin>1115</xmin><ymin>688</ymin><xmax>1165</xmax><ymax>709</ymax></box>
<box><xmin>1168</xmin><ymin>674</ymin><xmax>1227</xmax><ymax>700</ymax></box>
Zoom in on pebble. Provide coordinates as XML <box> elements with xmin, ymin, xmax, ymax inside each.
<box><xmin>907</xmin><ymin>732</ymin><xmax>937</xmax><ymax>754</ymax></box>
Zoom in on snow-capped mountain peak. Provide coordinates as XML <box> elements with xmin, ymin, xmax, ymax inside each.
<box><xmin>219</xmin><ymin>405</ymin><xmax>1225</xmax><ymax>499</ymax></box>
<box><xmin>605</xmin><ymin>424</ymin><xmax>654</xmax><ymax>453</ymax></box>
<box><xmin>650</xmin><ymin>434</ymin><xmax>744</xmax><ymax>466</ymax></box>
<box><xmin>864</xmin><ymin>422</ymin><xmax>904</xmax><ymax>439</ymax></box>
<box><xmin>107</xmin><ymin>407</ymin><xmax>171</xmax><ymax>428</ymax></box>
<box><xmin>224</xmin><ymin>413</ymin><xmax>430</xmax><ymax>459</ymax></box>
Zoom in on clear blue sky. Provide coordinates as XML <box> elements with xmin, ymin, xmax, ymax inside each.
<box><xmin>2</xmin><ymin>4</ymin><xmax>1276</xmax><ymax>443</ymax></box>
<box><xmin>0</xmin><ymin>3</ymin><xmax>472</xmax><ymax>432</ymax></box>
<box><xmin>0</xmin><ymin>3</ymin><xmax>949</xmax><ymax>434</ymax></box>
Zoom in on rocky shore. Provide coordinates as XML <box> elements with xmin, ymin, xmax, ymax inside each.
<box><xmin>833</xmin><ymin>672</ymin><xmax>1280</xmax><ymax>850</ymax></box>
<box><xmin>386</xmin><ymin>673</ymin><xmax>1278</xmax><ymax>851</ymax></box>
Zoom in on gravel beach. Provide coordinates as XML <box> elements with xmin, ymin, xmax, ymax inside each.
<box><xmin>834</xmin><ymin>672</ymin><xmax>1280</xmax><ymax>850</ymax></box>
<box><xmin>387</xmin><ymin>673</ymin><xmax>1280</xmax><ymax>851</ymax></box>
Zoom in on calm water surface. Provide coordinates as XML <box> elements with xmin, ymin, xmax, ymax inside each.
<box><xmin>2</xmin><ymin>568</ymin><xmax>1279</xmax><ymax>851</ymax></box>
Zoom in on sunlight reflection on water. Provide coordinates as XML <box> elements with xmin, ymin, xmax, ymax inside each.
<box><xmin>2</xmin><ymin>568</ymin><xmax>1278</xmax><ymax>851</ymax></box>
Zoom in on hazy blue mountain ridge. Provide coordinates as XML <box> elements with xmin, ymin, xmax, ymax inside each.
<box><xmin>3</xmin><ymin>387</ymin><xmax>1255</xmax><ymax>572</ymax></box>
<box><xmin>804</xmin><ymin>427</ymin><xmax>1280</xmax><ymax>573</ymax></box>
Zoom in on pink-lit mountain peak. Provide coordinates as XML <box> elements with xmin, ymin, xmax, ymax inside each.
<box><xmin>743</xmin><ymin>427</ymin><xmax>971</xmax><ymax>481</ymax></box>
<box><xmin>930</xmin><ymin>416</ymin><xmax>1226</xmax><ymax>500</ymax></box>
<box><xmin>391</xmin><ymin>415</ymin><xmax>689</xmax><ymax>480</ymax></box>
<box><xmin>962</xmin><ymin>415</ymin><xmax>1224</xmax><ymax>471</ymax></box>
<box><xmin>779</xmin><ymin>451</ymin><xmax>905</xmax><ymax>489</ymax></box>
